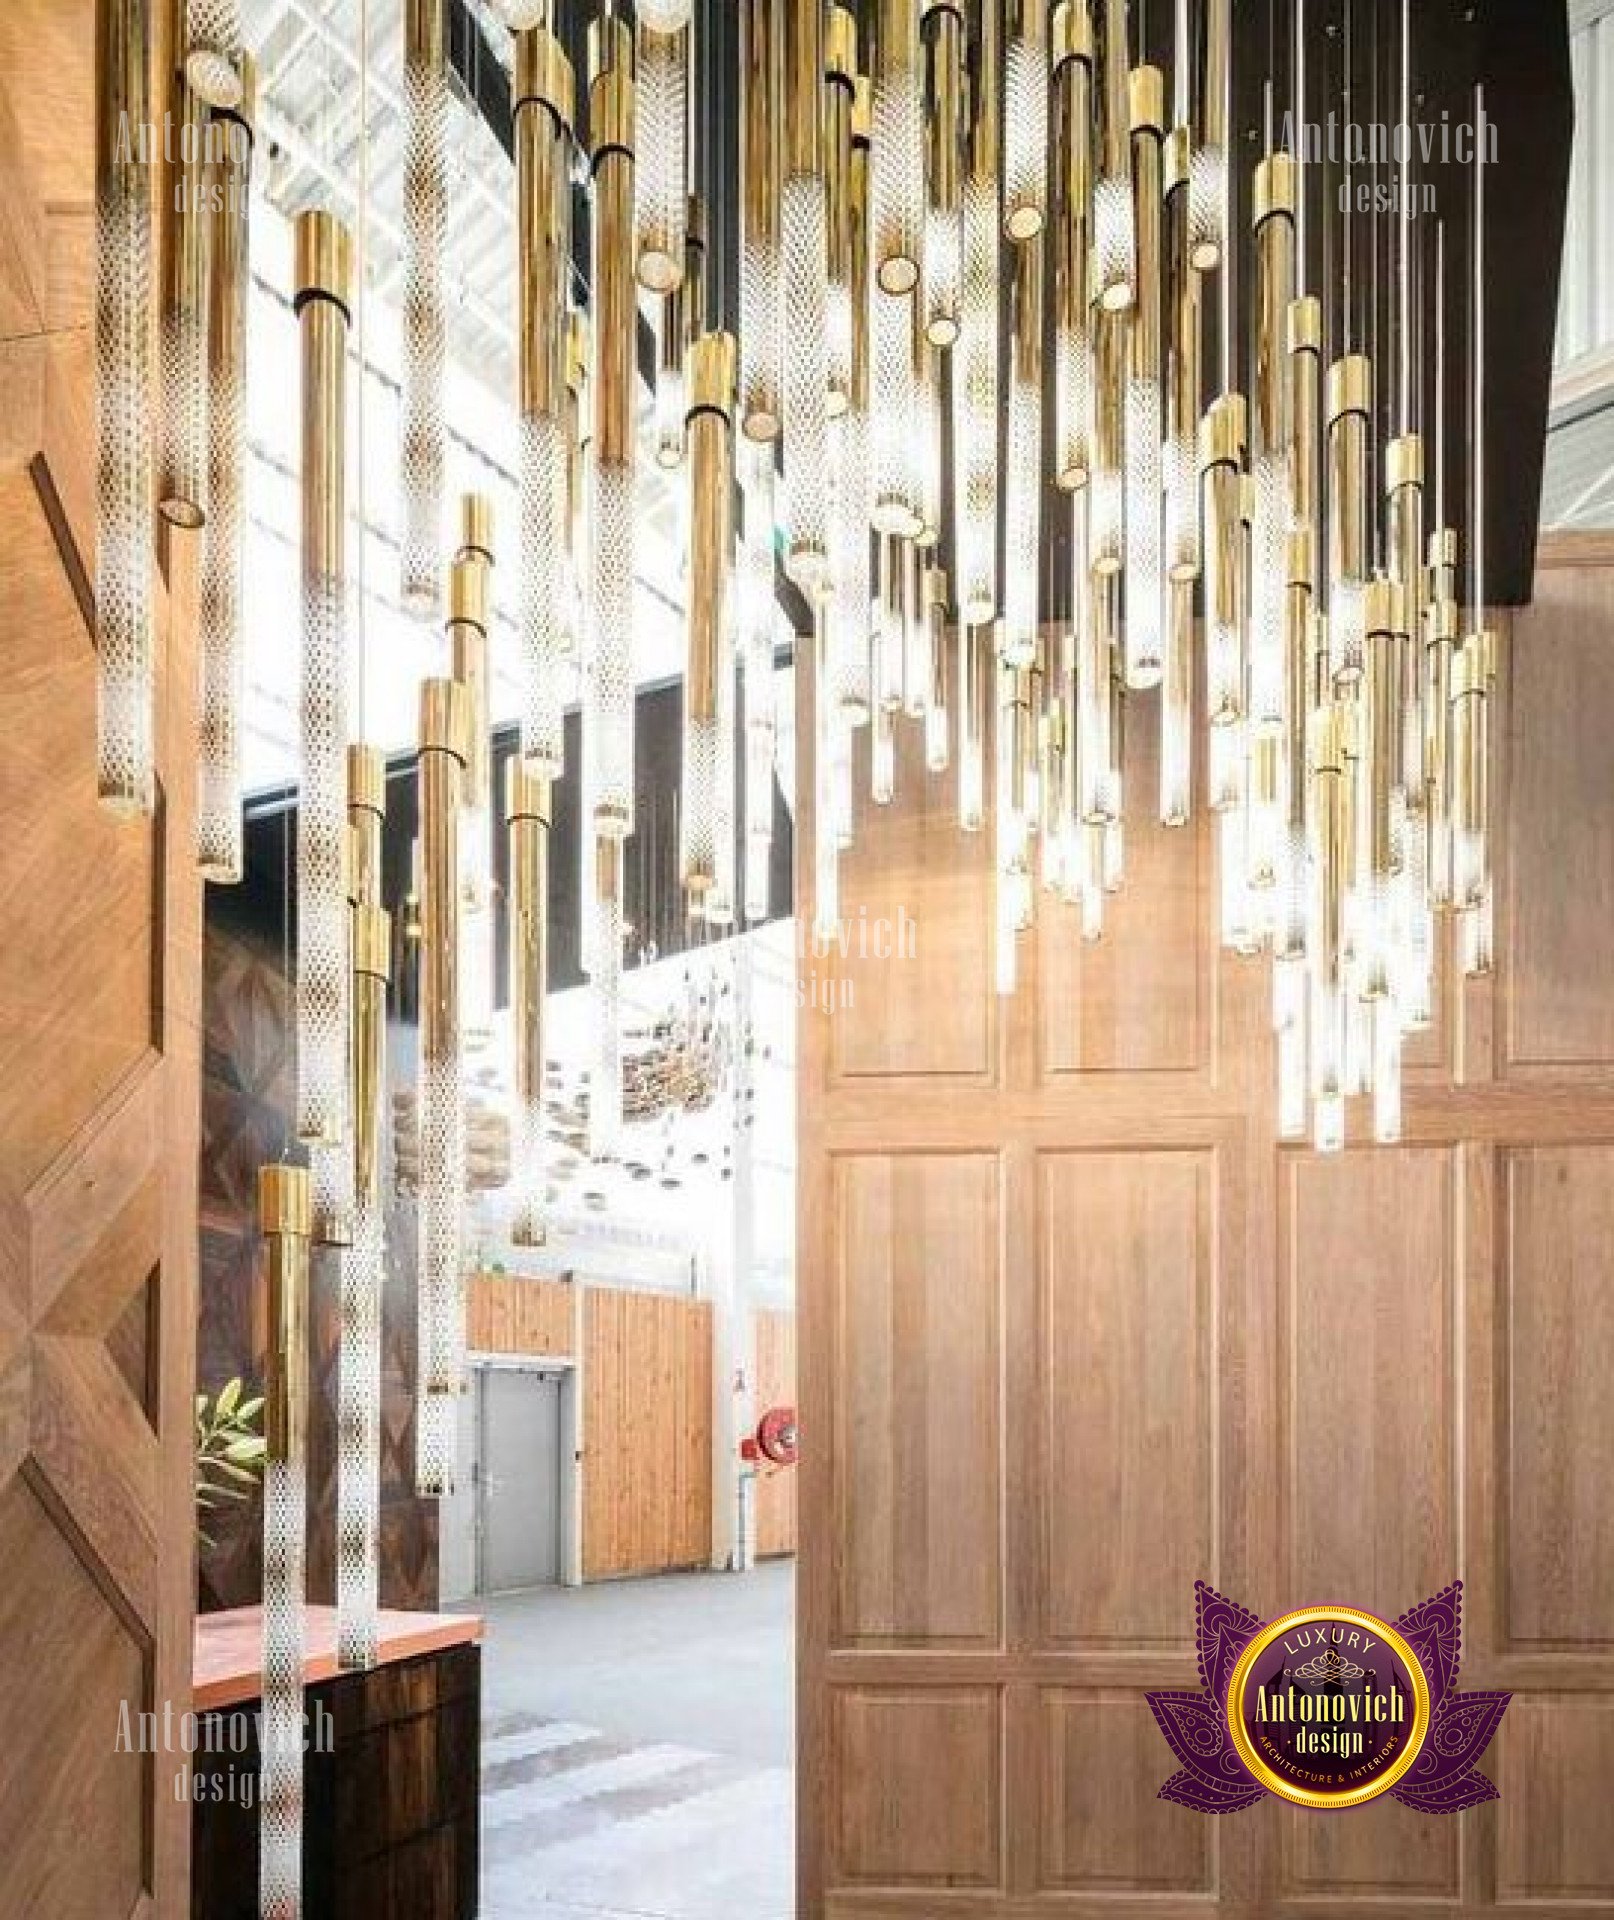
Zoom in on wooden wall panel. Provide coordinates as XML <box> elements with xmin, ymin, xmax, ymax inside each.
<box><xmin>829</xmin><ymin>1689</ymin><xmax>1002</xmax><ymax>1892</ymax></box>
<box><xmin>1038</xmin><ymin>1691</ymin><xmax>1212</xmax><ymax>1895</ymax></box>
<box><xmin>1501</xmin><ymin>1146</ymin><xmax>1614</xmax><ymax>1648</ymax></box>
<box><xmin>832</xmin><ymin>1154</ymin><xmax>1001</xmax><ymax>1649</ymax></box>
<box><xmin>1501</xmin><ymin>564</ymin><xmax>1614</xmax><ymax>1076</ymax></box>
<box><xmin>1037</xmin><ymin>698</ymin><xmax>1208</xmax><ymax>1082</ymax></box>
<box><xmin>1037</xmin><ymin>1150</ymin><xmax>1214</xmax><ymax>1651</ymax></box>
<box><xmin>754</xmin><ymin>1307</ymin><xmax>798</xmax><ymax>1559</ymax></box>
<box><xmin>1497</xmin><ymin>1699</ymin><xmax>1614</xmax><ymax>1903</ymax></box>
<box><xmin>467</xmin><ymin>1272</ymin><xmax>576</xmax><ymax>1361</ymax></box>
<box><xmin>800</xmin><ymin>547</ymin><xmax>1614</xmax><ymax>1917</ymax></box>
<box><xmin>1282</xmin><ymin>1149</ymin><xmax>1458</xmax><ymax>1611</ymax></box>
<box><xmin>0</xmin><ymin>3</ymin><xmax>202</xmax><ymax>1911</ymax></box>
<box><xmin>582</xmin><ymin>1288</ymin><xmax>712</xmax><ymax>1581</ymax></box>
<box><xmin>826</xmin><ymin>723</ymin><xmax>997</xmax><ymax>1088</ymax></box>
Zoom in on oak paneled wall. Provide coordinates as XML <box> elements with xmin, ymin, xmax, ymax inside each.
<box><xmin>582</xmin><ymin>1288</ymin><xmax>713</xmax><ymax>1581</ymax></box>
<box><xmin>0</xmin><ymin>2</ymin><xmax>203</xmax><ymax>1913</ymax></box>
<box><xmin>797</xmin><ymin>549</ymin><xmax>1614</xmax><ymax>1918</ymax></box>
<box><xmin>754</xmin><ymin>1307</ymin><xmax>799</xmax><ymax>1559</ymax></box>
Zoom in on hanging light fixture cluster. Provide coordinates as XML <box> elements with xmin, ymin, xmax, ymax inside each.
<box><xmin>97</xmin><ymin>1</ymin><xmax>256</xmax><ymax>853</ymax></box>
<box><xmin>695</xmin><ymin>0</ymin><xmax>1495</xmax><ymax>1150</ymax></box>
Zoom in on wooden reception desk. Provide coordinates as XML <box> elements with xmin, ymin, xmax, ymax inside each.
<box><xmin>191</xmin><ymin>1607</ymin><xmax>483</xmax><ymax>1920</ymax></box>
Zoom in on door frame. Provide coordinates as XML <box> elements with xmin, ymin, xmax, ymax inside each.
<box><xmin>466</xmin><ymin>1353</ymin><xmax>583</xmax><ymax>1590</ymax></box>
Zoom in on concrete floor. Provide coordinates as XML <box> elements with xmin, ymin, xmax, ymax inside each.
<box><xmin>478</xmin><ymin>1561</ymin><xmax>794</xmax><ymax>1920</ymax></box>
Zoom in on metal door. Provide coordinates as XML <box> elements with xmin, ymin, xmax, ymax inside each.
<box><xmin>479</xmin><ymin>1367</ymin><xmax>564</xmax><ymax>1592</ymax></box>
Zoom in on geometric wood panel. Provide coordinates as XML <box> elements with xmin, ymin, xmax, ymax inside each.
<box><xmin>833</xmin><ymin>1153</ymin><xmax>1001</xmax><ymax>1649</ymax></box>
<box><xmin>829</xmin><ymin>1688</ymin><xmax>1002</xmax><ymax>1891</ymax></box>
<box><xmin>1502</xmin><ymin>1145</ymin><xmax>1614</xmax><ymax>1648</ymax></box>
<box><xmin>0</xmin><ymin>3</ymin><xmax>202</xmax><ymax>1906</ymax></box>
<box><xmin>1037</xmin><ymin>1149</ymin><xmax>1214</xmax><ymax>1651</ymax></box>
<box><xmin>1282</xmin><ymin>1148</ymin><xmax>1458</xmax><ymax>1614</ymax></box>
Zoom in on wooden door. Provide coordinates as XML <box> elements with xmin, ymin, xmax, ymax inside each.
<box><xmin>0</xmin><ymin>2</ymin><xmax>202</xmax><ymax>1913</ymax></box>
<box><xmin>797</xmin><ymin>538</ymin><xmax>1614</xmax><ymax>1917</ymax></box>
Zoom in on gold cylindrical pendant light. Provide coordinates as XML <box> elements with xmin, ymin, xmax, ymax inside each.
<box><xmin>515</xmin><ymin>25</ymin><xmax>575</xmax><ymax>779</ymax></box>
<box><xmin>956</xmin><ymin>0</ymin><xmax>1001</xmax><ymax>622</ymax></box>
<box><xmin>741</xmin><ymin>0</ymin><xmax>782</xmax><ymax>440</ymax></box>
<box><xmin>1093</xmin><ymin>0</ymin><xmax>1135</xmax><ymax>311</ymax></box>
<box><xmin>872</xmin><ymin>0</ymin><xmax>923</xmax><ymax>294</ymax></box>
<box><xmin>159</xmin><ymin>50</ymin><xmax>209</xmax><ymax>531</ymax></box>
<box><xmin>1052</xmin><ymin>1</ymin><xmax>1094</xmax><ymax>489</ymax></box>
<box><xmin>259</xmin><ymin>1158</ymin><xmax>312</xmax><ymax>1920</ymax></box>
<box><xmin>1163</xmin><ymin>124</ymin><xmax>1201</xmax><ymax>578</ymax></box>
<box><xmin>97</xmin><ymin>0</ymin><xmax>158</xmax><ymax>816</ymax></box>
<box><xmin>197</xmin><ymin>63</ymin><xmax>255</xmax><ymax>883</ymax></box>
<box><xmin>1124</xmin><ymin>64</ymin><xmax>1165</xmax><ymax>689</ymax></box>
<box><xmin>1004</xmin><ymin>0</ymin><xmax>1050</xmax><ymax>241</ymax></box>
<box><xmin>261</xmin><ymin>1161</ymin><xmax>312</xmax><ymax>1508</ymax></box>
<box><xmin>507</xmin><ymin>762</ymin><xmax>552</xmax><ymax>1247</ymax></box>
<box><xmin>682</xmin><ymin>332</ymin><xmax>738</xmax><ymax>899</ymax></box>
<box><xmin>416</xmin><ymin>676</ymin><xmax>468</xmax><ymax>1497</ymax></box>
<box><xmin>780</xmin><ymin>0</ymin><xmax>829</xmax><ymax>590</ymax></box>
<box><xmin>589</xmin><ymin>27</ymin><xmax>638</xmax><ymax>838</ymax></box>
<box><xmin>1201</xmin><ymin>391</ymin><xmax>1247</xmax><ymax>728</ymax></box>
<box><xmin>294</xmin><ymin>210</ymin><xmax>355</xmax><ymax>1169</ymax></box>
<box><xmin>1326</xmin><ymin>354</ymin><xmax>1373</xmax><ymax>688</ymax></box>
<box><xmin>401</xmin><ymin>0</ymin><xmax>447</xmax><ymax>616</ymax></box>
<box><xmin>1001</xmin><ymin>235</ymin><xmax>1044</xmax><ymax>671</ymax></box>
<box><xmin>337</xmin><ymin>741</ymin><xmax>389</xmax><ymax>1675</ymax></box>
<box><xmin>825</xmin><ymin>9</ymin><xmax>858</xmax><ymax>409</ymax></box>
<box><xmin>922</xmin><ymin>1</ymin><xmax>963</xmax><ymax>345</ymax></box>
<box><xmin>1191</xmin><ymin>0</ymin><xmax>1229</xmax><ymax>271</ymax></box>
<box><xmin>635</xmin><ymin>12</ymin><xmax>687</xmax><ymax>294</ymax></box>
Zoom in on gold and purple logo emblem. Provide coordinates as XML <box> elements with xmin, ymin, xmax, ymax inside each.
<box><xmin>1147</xmin><ymin>1580</ymin><xmax>1511</xmax><ymax>1814</ymax></box>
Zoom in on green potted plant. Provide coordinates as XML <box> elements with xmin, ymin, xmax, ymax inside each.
<box><xmin>195</xmin><ymin>1377</ymin><xmax>267</xmax><ymax>1548</ymax></box>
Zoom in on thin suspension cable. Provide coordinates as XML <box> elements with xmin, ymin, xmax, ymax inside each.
<box><xmin>1472</xmin><ymin>82</ymin><xmax>1486</xmax><ymax>616</ymax></box>
<box><xmin>1398</xmin><ymin>0</ymin><xmax>1412</xmax><ymax>433</ymax></box>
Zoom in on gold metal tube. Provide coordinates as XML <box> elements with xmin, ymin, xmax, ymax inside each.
<box><xmin>448</xmin><ymin>552</ymin><xmax>490</xmax><ymax>813</ymax></box>
<box><xmin>1312</xmin><ymin>704</ymin><xmax>1346</xmax><ymax>988</ymax></box>
<box><xmin>850</xmin><ymin>79</ymin><xmax>871</xmax><ymax>412</ymax></box>
<box><xmin>515</xmin><ymin>28</ymin><xmax>575</xmax><ymax>423</ymax></box>
<box><xmin>923</xmin><ymin>0</ymin><xmax>963</xmax><ymax>344</ymax></box>
<box><xmin>506</xmin><ymin>761</ymin><xmax>552</xmax><ymax>1248</ymax></box>
<box><xmin>1365</xmin><ymin>580</ymin><xmax>1396</xmax><ymax>887</ymax></box>
<box><xmin>686</xmin><ymin>332</ymin><xmax>738</xmax><ymax>723</ymax></box>
<box><xmin>351</xmin><ymin>903</ymin><xmax>391</xmax><ymax>1213</ymax></box>
<box><xmin>784</xmin><ymin>0</ymin><xmax>824</xmax><ymax>181</ymax></box>
<box><xmin>418</xmin><ymin>677</ymin><xmax>468</xmax><ymax>1064</ymax></box>
<box><xmin>294</xmin><ymin>211</ymin><xmax>353</xmax><ymax>584</ymax></box>
<box><xmin>1288</xmin><ymin>297</ymin><xmax>1322</xmax><ymax>577</ymax></box>
<box><xmin>590</xmin><ymin>66</ymin><xmax>636</xmax><ymax>470</ymax></box>
<box><xmin>1327</xmin><ymin>354</ymin><xmax>1373</xmax><ymax>594</ymax></box>
<box><xmin>1128</xmin><ymin>67</ymin><xmax>1164</xmax><ymax>378</ymax></box>
<box><xmin>159</xmin><ymin>49</ymin><xmax>209</xmax><ymax>528</ymax></box>
<box><xmin>741</xmin><ymin>0</ymin><xmax>781</xmax><ymax>439</ymax></box>
<box><xmin>1004</xmin><ymin>0</ymin><xmax>1050</xmax><ymax>241</ymax></box>
<box><xmin>1252</xmin><ymin>155</ymin><xmax>1296</xmax><ymax>462</ymax></box>
<box><xmin>260</xmin><ymin>1163</ymin><xmax>313</xmax><ymax>1466</ymax></box>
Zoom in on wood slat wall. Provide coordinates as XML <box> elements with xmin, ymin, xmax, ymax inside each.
<box><xmin>0</xmin><ymin>2</ymin><xmax>201</xmax><ymax>1910</ymax></box>
<box><xmin>582</xmin><ymin>1289</ymin><xmax>714</xmax><ymax>1581</ymax></box>
<box><xmin>467</xmin><ymin>1273</ymin><xmax>576</xmax><ymax>1360</ymax></box>
<box><xmin>797</xmin><ymin>546</ymin><xmax>1614</xmax><ymax>1919</ymax></box>
<box><xmin>754</xmin><ymin>1307</ymin><xmax>798</xmax><ymax>1560</ymax></box>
